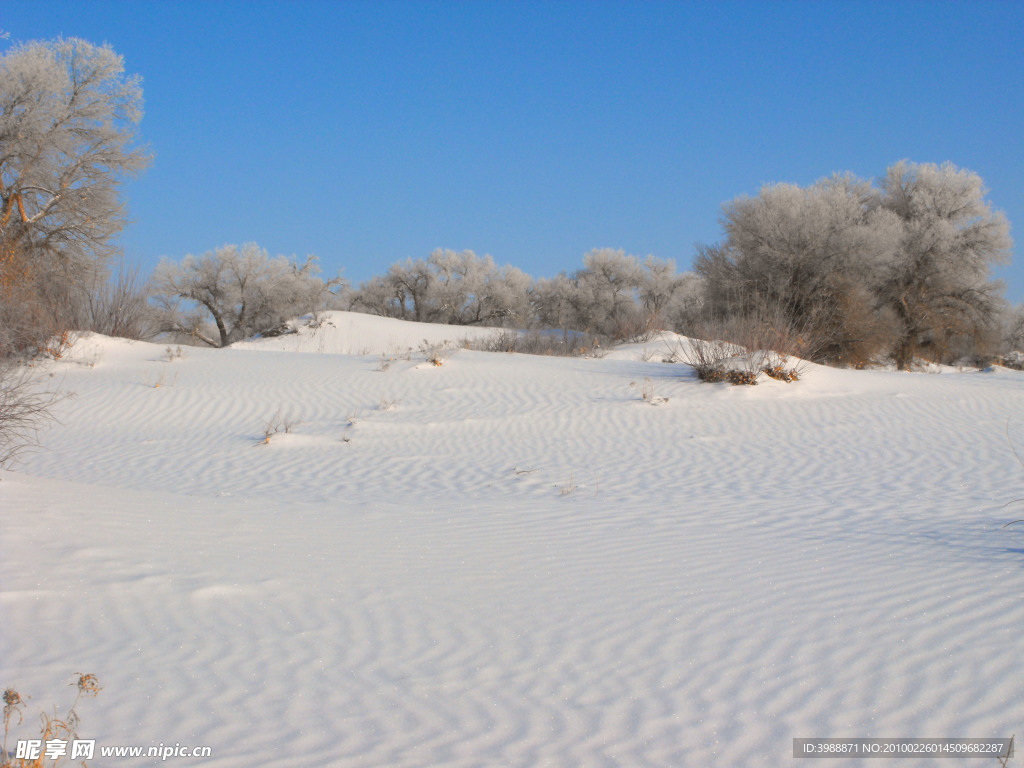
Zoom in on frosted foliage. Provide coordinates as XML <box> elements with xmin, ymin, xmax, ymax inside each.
<box><xmin>0</xmin><ymin>38</ymin><xmax>149</xmax><ymax>276</ymax></box>
<box><xmin>151</xmin><ymin>243</ymin><xmax>338</xmax><ymax>347</ymax></box>
<box><xmin>351</xmin><ymin>250</ymin><xmax>532</xmax><ymax>327</ymax></box>
<box><xmin>877</xmin><ymin>161</ymin><xmax>1012</xmax><ymax>368</ymax></box>
<box><xmin>427</xmin><ymin>249</ymin><xmax>531</xmax><ymax>326</ymax></box>
<box><xmin>717</xmin><ymin>175</ymin><xmax>900</xmax><ymax>310</ymax></box>
<box><xmin>697</xmin><ymin>162</ymin><xmax>1012</xmax><ymax>367</ymax></box>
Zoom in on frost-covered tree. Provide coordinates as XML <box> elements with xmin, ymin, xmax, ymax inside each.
<box><xmin>695</xmin><ymin>162</ymin><xmax>1012</xmax><ymax>367</ymax></box>
<box><xmin>530</xmin><ymin>250</ymin><xmax>691</xmax><ymax>340</ymax></box>
<box><xmin>380</xmin><ymin>257</ymin><xmax>434</xmax><ymax>322</ymax></box>
<box><xmin>876</xmin><ymin>160</ymin><xmax>1012</xmax><ymax>369</ymax></box>
<box><xmin>151</xmin><ymin>243</ymin><xmax>344</xmax><ymax>347</ymax></box>
<box><xmin>347</xmin><ymin>273</ymin><xmax>403</xmax><ymax>318</ymax></box>
<box><xmin>656</xmin><ymin>270</ymin><xmax>705</xmax><ymax>332</ymax></box>
<box><xmin>573</xmin><ymin>249</ymin><xmax>646</xmax><ymax>336</ymax></box>
<box><xmin>349</xmin><ymin>250</ymin><xmax>531</xmax><ymax>327</ymax></box>
<box><xmin>1002</xmin><ymin>303</ymin><xmax>1024</xmax><ymax>353</ymax></box>
<box><xmin>426</xmin><ymin>249</ymin><xmax>531</xmax><ymax>326</ymax></box>
<box><xmin>0</xmin><ymin>37</ymin><xmax>150</xmax><ymax>354</ymax></box>
<box><xmin>696</xmin><ymin>174</ymin><xmax>903</xmax><ymax>363</ymax></box>
<box><xmin>530</xmin><ymin>272</ymin><xmax>580</xmax><ymax>334</ymax></box>
<box><xmin>480</xmin><ymin>262</ymin><xmax>532</xmax><ymax>326</ymax></box>
<box><xmin>637</xmin><ymin>255</ymin><xmax>698</xmax><ymax>332</ymax></box>
<box><xmin>349</xmin><ymin>247</ymin><xmax>696</xmax><ymax>340</ymax></box>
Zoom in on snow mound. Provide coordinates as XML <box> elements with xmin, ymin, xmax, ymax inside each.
<box><xmin>233</xmin><ymin>311</ymin><xmax>510</xmax><ymax>356</ymax></box>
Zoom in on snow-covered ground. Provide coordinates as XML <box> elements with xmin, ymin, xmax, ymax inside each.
<box><xmin>3</xmin><ymin>311</ymin><xmax>1023</xmax><ymax>767</ymax></box>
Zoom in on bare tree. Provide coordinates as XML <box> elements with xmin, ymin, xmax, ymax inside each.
<box><xmin>63</xmin><ymin>258</ymin><xmax>153</xmax><ymax>340</ymax></box>
<box><xmin>876</xmin><ymin>160</ymin><xmax>1012</xmax><ymax>369</ymax></box>
<box><xmin>151</xmin><ymin>243</ymin><xmax>345</xmax><ymax>347</ymax></box>
<box><xmin>0</xmin><ymin>37</ymin><xmax>150</xmax><ymax>351</ymax></box>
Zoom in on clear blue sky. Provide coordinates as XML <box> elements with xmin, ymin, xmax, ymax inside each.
<box><xmin>4</xmin><ymin>1</ymin><xmax>1023</xmax><ymax>300</ymax></box>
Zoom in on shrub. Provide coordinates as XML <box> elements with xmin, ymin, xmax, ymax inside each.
<box><xmin>460</xmin><ymin>329</ymin><xmax>608</xmax><ymax>357</ymax></box>
<box><xmin>673</xmin><ymin>306</ymin><xmax>810</xmax><ymax>385</ymax></box>
<box><xmin>0</xmin><ymin>361</ymin><xmax>59</xmax><ymax>470</ymax></box>
<box><xmin>64</xmin><ymin>259</ymin><xmax>154</xmax><ymax>341</ymax></box>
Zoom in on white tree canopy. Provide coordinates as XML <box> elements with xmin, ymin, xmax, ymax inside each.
<box><xmin>151</xmin><ymin>243</ymin><xmax>344</xmax><ymax>347</ymax></box>
<box><xmin>0</xmin><ymin>37</ymin><xmax>150</xmax><ymax>280</ymax></box>
<box><xmin>877</xmin><ymin>160</ymin><xmax>1012</xmax><ymax>368</ymax></box>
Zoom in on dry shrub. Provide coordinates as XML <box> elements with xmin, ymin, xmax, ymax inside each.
<box><xmin>998</xmin><ymin>351</ymin><xmax>1024</xmax><ymax>371</ymax></box>
<box><xmin>419</xmin><ymin>341</ymin><xmax>449</xmax><ymax>366</ymax></box>
<box><xmin>674</xmin><ymin>305</ymin><xmax>813</xmax><ymax>385</ymax></box>
<box><xmin>821</xmin><ymin>284</ymin><xmax>899</xmax><ymax>367</ymax></box>
<box><xmin>67</xmin><ymin>260</ymin><xmax>153</xmax><ymax>341</ymax></box>
<box><xmin>0</xmin><ymin>259</ymin><xmax>152</xmax><ymax>363</ymax></box>
<box><xmin>460</xmin><ymin>329</ymin><xmax>608</xmax><ymax>357</ymax></box>
<box><xmin>0</xmin><ymin>285</ymin><xmax>62</xmax><ymax>361</ymax></box>
<box><xmin>608</xmin><ymin>310</ymin><xmax>662</xmax><ymax>344</ymax></box>
<box><xmin>0</xmin><ymin>362</ymin><xmax>60</xmax><ymax>469</ymax></box>
<box><xmin>761</xmin><ymin>364</ymin><xmax>799</xmax><ymax>382</ymax></box>
<box><xmin>1</xmin><ymin>674</ymin><xmax>101</xmax><ymax>768</ymax></box>
<box><xmin>672</xmin><ymin>336</ymin><xmax>742</xmax><ymax>382</ymax></box>
<box><xmin>259</xmin><ymin>409</ymin><xmax>300</xmax><ymax>444</ymax></box>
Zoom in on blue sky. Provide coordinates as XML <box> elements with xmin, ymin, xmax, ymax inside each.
<box><xmin>4</xmin><ymin>1</ymin><xmax>1023</xmax><ymax>300</ymax></box>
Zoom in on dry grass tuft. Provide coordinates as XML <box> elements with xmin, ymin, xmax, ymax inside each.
<box><xmin>259</xmin><ymin>409</ymin><xmax>300</xmax><ymax>444</ymax></box>
<box><xmin>40</xmin><ymin>332</ymin><xmax>72</xmax><ymax>362</ymax></box>
<box><xmin>149</xmin><ymin>366</ymin><xmax>178</xmax><ymax>389</ymax></box>
<box><xmin>1</xmin><ymin>674</ymin><xmax>100</xmax><ymax>768</ymax></box>
<box><xmin>419</xmin><ymin>341</ymin><xmax>448</xmax><ymax>366</ymax></box>
<box><xmin>559</xmin><ymin>474</ymin><xmax>577</xmax><ymax>496</ymax></box>
<box><xmin>632</xmin><ymin>377</ymin><xmax>669</xmax><ymax>404</ymax></box>
<box><xmin>161</xmin><ymin>345</ymin><xmax>185</xmax><ymax>363</ymax></box>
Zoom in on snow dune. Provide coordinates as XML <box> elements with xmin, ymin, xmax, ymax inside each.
<box><xmin>232</xmin><ymin>311</ymin><xmax>511</xmax><ymax>356</ymax></box>
<box><xmin>3</xmin><ymin>311</ymin><xmax>1023</xmax><ymax>767</ymax></box>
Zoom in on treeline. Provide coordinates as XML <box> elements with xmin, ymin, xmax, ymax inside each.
<box><xmin>337</xmin><ymin>159</ymin><xmax>1018</xmax><ymax>369</ymax></box>
<box><xmin>149</xmin><ymin>245</ymin><xmax>703</xmax><ymax>348</ymax></box>
<box><xmin>345</xmin><ymin>248</ymin><xmax>702</xmax><ymax>341</ymax></box>
<box><xmin>2</xmin><ymin>38</ymin><xmax>1020</xmax><ymax>371</ymax></box>
<box><xmin>149</xmin><ymin>165</ymin><xmax>1020</xmax><ymax>369</ymax></box>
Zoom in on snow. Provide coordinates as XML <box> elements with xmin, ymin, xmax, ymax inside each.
<box><xmin>3</xmin><ymin>311</ymin><xmax>1023</xmax><ymax>767</ymax></box>
<box><xmin>232</xmin><ymin>311</ymin><xmax>510</xmax><ymax>357</ymax></box>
